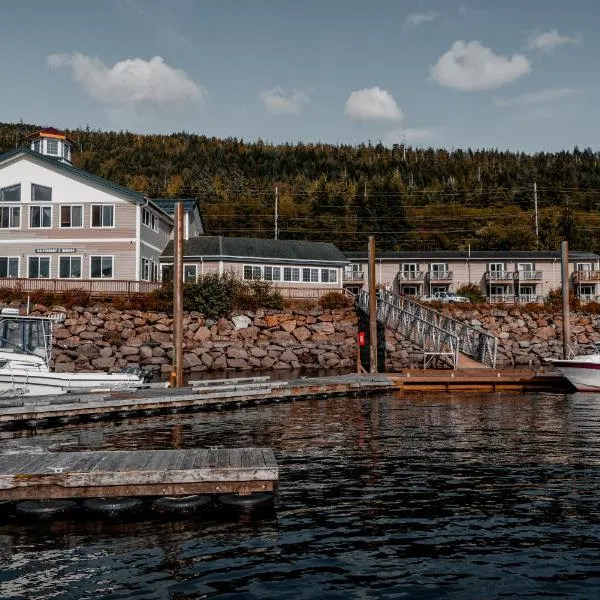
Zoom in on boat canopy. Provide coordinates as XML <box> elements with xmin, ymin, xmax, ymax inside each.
<box><xmin>0</xmin><ymin>313</ymin><xmax>62</xmax><ymax>365</ymax></box>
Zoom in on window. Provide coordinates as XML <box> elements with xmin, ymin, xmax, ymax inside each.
<box><xmin>0</xmin><ymin>184</ymin><xmax>20</xmax><ymax>202</ymax></box>
<box><xmin>302</xmin><ymin>268</ymin><xmax>319</xmax><ymax>283</ymax></box>
<box><xmin>0</xmin><ymin>206</ymin><xmax>20</xmax><ymax>228</ymax></box>
<box><xmin>402</xmin><ymin>286</ymin><xmax>418</xmax><ymax>296</ymax></box>
<box><xmin>488</xmin><ymin>263</ymin><xmax>504</xmax><ymax>272</ymax></box>
<box><xmin>576</xmin><ymin>263</ymin><xmax>592</xmax><ymax>271</ymax></box>
<box><xmin>60</xmin><ymin>205</ymin><xmax>83</xmax><ymax>228</ymax></box>
<box><xmin>33</xmin><ymin>140</ymin><xmax>41</xmax><ymax>153</ymax></box>
<box><xmin>62</xmin><ymin>144</ymin><xmax>70</xmax><ymax>160</ymax></box>
<box><xmin>321</xmin><ymin>268</ymin><xmax>337</xmax><ymax>283</ymax></box>
<box><xmin>90</xmin><ymin>256</ymin><xmax>113</xmax><ymax>279</ymax></box>
<box><xmin>431</xmin><ymin>286</ymin><xmax>448</xmax><ymax>295</ymax></box>
<box><xmin>184</xmin><ymin>264</ymin><xmax>197</xmax><ymax>282</ymax></box>
<box><xmin>46</xmin><ymin>139</ymin><xmax>58</xmax><ymax>155</ymax></box>
<box><xmin>31</xmin><ymin>184</ymin><xmax>52</xmax><ymax>202</ymax></box>
<box><xmin>91</xmin><ymin>205</ymin><xmax>114</xmax><ymax>227</ymax></box>
<box><xmin>142</xmin><ymin>208</ymin><xmax>158</xmax><ymax>231</ymax></box>
<box><xmin>243</xmin><ymin>265</ymin><xmax>262</xmax><ymax>280</ymax></box>
<box><xmin>0</xmin><ymin>257</ymin><xmax>18</xmax><ymax>278</ymax></box>
<box><xmin>264</xmin><ymin>266</ymin><xmax>281</xmax><ymax>281</ymax></box>
<box><xmin>59</xmin><ymin>256</ymin><xmax>81</xmax><ymax>279</ymax></box>
<box><xmin>402</xmin><ymin>263</ymin><xmax>417</xmax><ymax>273</ymax></box>
<box><xmin>283</xmin><ymin>267</ymin><xmax>300</xmax><ymax>282</ymax></box>
<box><xmin>28</xmin><ymin>256</ymin><xmax>50</xmax><ymax>278</ymax></box>
<box><xmin>141</xmin><ymin>258</ymin><xmax>159</xmax><ymax>282</ymax></box>
<box><xmin>30</xmin><ymin>206</ymin><xmax>52</xmax><ymax>228</ymax></box>
<box><xmin>517</xmin><ymin>263</ymin><xmax>533</xmax><ymax>272</ymax></box>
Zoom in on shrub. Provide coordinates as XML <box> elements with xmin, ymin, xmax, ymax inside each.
<box><xmin>234</xmin><ymin>279</ymin><xmax>284</xmax><ymax>311</ymax></box>
<box><xmin>183</xmin><ymin>272</ymin><xmax>239</xmax><ymax>318</ymax></box>
<box><xmin>58</xmin><ymin>288</ymin><xmax>91</xmax><ymax>308</ymax></box>
<box><xmin>0</xmin><ymin>285</ymin><xmax>23</xmax><ymax>304</ymax></box>
<box><xmin>29</xmin><ymin>288</ymin><xmax>56</xmax><ymax>307</ymax></box>
<box><xmin>319</xmin><ymin>292</ymin><xmax>352</xmax><ymax>310</ymax></box>
<box><xmin>545</xmin><ymin>288</ymin><xmax>580</xmax><ymax>310</ymax></box>
<box><xmin>456</xmin><ymin>283</ymin><xmax>486</xmax><ymax>304</ymax></box>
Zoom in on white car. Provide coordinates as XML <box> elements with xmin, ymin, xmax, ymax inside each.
<box><xmin>424</xmin><ymin>291</ymin><xmax>470</xmax><ymax>304</ymax></box>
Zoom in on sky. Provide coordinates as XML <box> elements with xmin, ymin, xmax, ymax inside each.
<box><xmin>0</xmin><ymin>0</ymin><xmax>598</xmax><ymax>152</ymax></box>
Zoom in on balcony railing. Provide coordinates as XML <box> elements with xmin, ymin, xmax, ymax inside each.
<box><xmin>485</xmin><ymin>271</ymin><xmax>515</xmax><ymax>282</ymax></box>
<box><xmin>574</xmin><ymin>270</ymin><xmax>600</xmax><ymax>283</ymax></box>
<box><xmin>397</xmin><ymin>271</ymin><xmax>424</xmax><ymax>282</ymax></box>
<box><xmin>0</xmin><ymin>278</ymin><xmax>162</xmax><ymax>296</ymax></box>
<box><xmin>517</xmin><ymin>270</ymin><xmax>542</xmax><ymax>281</ymax></box>
<box><xmin>427</xmin><ymin>271</ymin><xmax>453</xmax><ymax>281</ymax></box>
<box><xmin>517</xmin><ymin>294</ymin><xmax>543</xmax><ymax>304</ymax></box>
<box><xmin>343</xmin><ymin>271</ymin><xmax>365</xmax><ymax>282</ymax></box>
<box><xmin>487</xmin><ymin>294</ymin><xmax>515</xmax><ymax>304</ymax></box>
<box><xmin>578</xmin><ymin>294</ymin><xmax>600</xmax><ymax>303</ymax></box>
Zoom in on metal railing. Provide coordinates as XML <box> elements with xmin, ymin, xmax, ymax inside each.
<box><xmin>358</xmin><ymin>289</ymin><xmax>497</xmax><ymax>369</ymax></box>
<box><xmin>485</xmin><ymin>271</ymin><xmax>515</xmax><ymax>281</ymax></box>
<box><xmin>517</xmin><ymin>270</ymin><xmax>542</xmax><ymax>280</ymax></box>
<box><xmin>578</xmin><ymin>294</ymin><xmax>600</xmax><ymax>303</ymax></box>
<box><xmin>427</xmin><ymin>271</ymin><xmax>453</xmax><ymax>281</ymax></box>
<box><xmin>573</xmin><ymin>270</ymin><xmax>600</xmax><ymax>283</ymax></box>
<box><xmin>343</xmin><ymin>271</ymin><xmax>365</xmax><ymax>282</ymax></box>
<box><xmin>0</xmin><ymin>278</ymin><xmax>162</xmax><ymax>296</ymax></box>
<box><xmin>278</xmin><ymin>287</ymin><xmax>344</xmax><ymax>299</ymax></box>
<box><xmin>397</xmin><ymin>271</ymin><xmax>425</xmax><ymax>281</ymax></box>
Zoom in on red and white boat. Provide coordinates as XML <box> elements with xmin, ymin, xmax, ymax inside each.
<box><xmin>549</xmin><ymin>345</ymin><xmax>600</xmax><ymax>391</ymax></box>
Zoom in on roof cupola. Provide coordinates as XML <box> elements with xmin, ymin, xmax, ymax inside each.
<box><xmin>26</xmin><ymin>127</ymin><xmax>74</xmax><ymax>164</ymax></box>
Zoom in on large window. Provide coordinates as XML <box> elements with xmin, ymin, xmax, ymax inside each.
<box><xmin>90</xmin><ymin>256</ymin><xmax>113</xmax><ymax>279</ymax></box>
<box><xmin>28</xmin><ymin>256</ymin><xmax>50</xmax><ymax>278</ymax></box>
<box><xmin>60</xmin><ymin>205</ymin><xmax>83</xmax><ymax>228</ymax></box>
<box><xmin>0</xmin><ymin>206</ymin><xmax>20</xmax><ymax>228</ymax></box>
<box><xmin>183</xmin><ymin>264</ymin><xmax>197</xmax><ymax>282</ymax></box>
<box><xmin>142</xmin><ymin>208</ymin><xmax>158</xmax><ymax>231</ymax></box>
<box><xmin>0</xmin><ymin>184</ymin><xmax>20</xmax><ymax>202</ymax></box>
<box><xmin>31</xmin><ymin>184</ymin><xmax>52</xmax><ymax>202</ymax></box>
<box><xmin>283</xmin><ymin>267</ymin><xmax>300</xmax><ymax>282</ymax></box>
<box><xmin>302</xmin><ymin>268</ymin><xmax>319</xmax><ymax>283</ymax></box>
<box><xmin>141</xmin><ymin>258</ymin><xmax>159</xmax><ymax>282</ymax></box>
<box><xmin>263</xmin><ymin>266</ymin><xmax>281</xmax><ymax>281</ymax></box>
<box><xmin>59</xmin><ymin>256</ymin><xmax>82</xmax><ymax>279</ymax></box>
<box><xmin>321</xmin><ymin>268</ymin><xmax>337</xmax><ymax>283</ymax></box>
<box><xmin>0</xmin><ymin>257</ymin><xmax>18</xmax><ymax>278</ymax></box>
<box><xmin>243</xmin><ymin>265</ymin><xmax>262</xmax><ymax>280</ymax></box>
<box><xmin>30</xmin><ymin>205</ymin><xmax>52</xmax><ymax>228</ymax></box>
<box><xmin>91</xmin><ymin>205</ymin><xmax>114</xmax><ymax>227</ymax></box>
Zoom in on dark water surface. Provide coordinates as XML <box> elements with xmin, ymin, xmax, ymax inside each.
<box><xmin>3</xmin><ymin>391</ymin><xmax>600</xmax><ymax>599</ymax></box>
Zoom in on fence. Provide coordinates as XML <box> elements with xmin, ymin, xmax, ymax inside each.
<box><xmin>0</xmin><ymin>278</ymin><xmax>162</xmax><ymax>297</ymax></box>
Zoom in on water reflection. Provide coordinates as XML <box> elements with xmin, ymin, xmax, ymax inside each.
<box><xmin>3</xmin><ymin>391</ymin><xmax>600</xmax><ymax>598</ymax></box>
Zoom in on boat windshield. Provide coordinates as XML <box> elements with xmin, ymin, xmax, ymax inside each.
<box><xmin>0</xmin><ymin>316</ymin><xmax>51</xmax><ymax>362</ymax></box>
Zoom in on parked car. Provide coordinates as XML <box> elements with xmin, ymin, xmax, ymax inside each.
<box><xmin>423</xmin><ymin>291</ymin><xmax>470</xmax><ymax>304</ymax></box>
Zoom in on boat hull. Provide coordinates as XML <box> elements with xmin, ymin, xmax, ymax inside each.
<box><xmin>551</xmin><ymin>360</ymin><xmax>600</xmax><ymax>392</ymax></box>
<box><xmin>0</xmin><ymin>369</ymin><xmax>145</xmax><ymax>397</ymax></box>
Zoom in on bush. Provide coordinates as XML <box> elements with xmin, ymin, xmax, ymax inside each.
<box><xmin>183</xmin><ymin>272</ymin><xmax>239</xmax><ymax>318</ymax></box>
<box><xmin>319</xmin><ymin>292</ymin><xmax>352</xmax><ymax>310</ymax></box>
<box><xmin>234</xmin><ymin>279</ymin><xmax>284</xmax><ymax>311</ymax></box>
<box><xmin>456</xmin><ymin>283</ymin><xmax>486</xmax><ymax>304</ymax></box>
<box><xmin>58</xmin><ymin>288</ymin><xmax>91</xmax><ymax>308</ymax></box>
<box><xmin>0</xmin><ymin>285</ymin><xmax>23</xmax><ymax>304</ymax></box>
<box><xmin>545</xmin><ymin>288</ymin><xmax>580</xmax><ymax>310</ymax></box>
<box><xmin>29</xmin><ymin>288</ymin><xmax>56</xmax><ymax>307</ymax></box>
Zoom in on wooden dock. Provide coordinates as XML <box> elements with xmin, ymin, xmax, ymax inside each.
<box><xmin>0</xmin><ymin>371</ymin><xmax>571</xmax><ymax>429</ymax></box>
<box><xmin>0</xmin><ymin>448</ymin><xmax>278</xmax><ymax>501</ymax></box>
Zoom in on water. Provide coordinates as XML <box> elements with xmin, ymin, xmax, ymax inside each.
<box><xmin>3</xmin><ymin>391</ymin><xmax>600</xmax><ymax>599</ymax></box>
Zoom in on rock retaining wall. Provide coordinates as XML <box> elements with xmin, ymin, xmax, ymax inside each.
<box><xmin>14</xmin><ymin>303</ymin><xmax>600</xmax><ymax>374</ymax></box>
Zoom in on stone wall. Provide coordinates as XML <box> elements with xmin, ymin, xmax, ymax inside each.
<box><xmin>14</xmin><ymin>303</ymin><xmax>600</xmax><ymax>374</ymax></box>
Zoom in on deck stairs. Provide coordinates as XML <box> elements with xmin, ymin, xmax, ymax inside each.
<box><xmin>357</xmin><ymin>289</ymin><xmax>498</xmax><ymax>369</ymax></box>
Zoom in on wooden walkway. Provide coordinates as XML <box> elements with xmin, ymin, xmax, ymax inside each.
<box><xmin>0</xmin><ymin>448</ymin><xmax>278</xmax><ymax>501</ymax></box>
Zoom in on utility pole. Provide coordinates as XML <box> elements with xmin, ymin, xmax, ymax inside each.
<box><xmin>172</xmin><ymin>201</ymin><xmax>184</xmax><ymax>387</ymax></box>
<box><xmin>274</xmin><ymin>186</ymin><xmax>279</xmax><ymax>240</ymax></box>
<box><xmin>561</xmin><ymin>240</ymin><xmax>571</xmax><ymax>359</ymax></box>
<box><xmin>534</xmin><ymin>182</ymin><xmax>539</xmax><ymax>245</ymax></box>
<box><xmin>368</xmin><ymin>236</ymin><xmax>378</xmax><ymax>374</ymax></box>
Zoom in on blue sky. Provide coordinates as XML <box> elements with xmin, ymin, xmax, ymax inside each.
<box><xmin>0</xmin><ymin>0</ymin><xmax>597</xmax><ymax>152</ymax></box>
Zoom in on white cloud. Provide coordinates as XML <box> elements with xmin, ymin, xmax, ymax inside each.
<box><xmin>344</xmin><ymin>87</ymin><xmax>403</xmax><ymax>122</ymax></box>
<box><xmin>260</xmin><ymin>87</ymin><xmax>310</xmax><ymax>115</ymax></box>
<box><xmin>47</xmin><ymin>53</ymin><xmax>203</xmax><ymax>105</ymax></box>
<box><xmin>404</xmin><ymin>11</ymin><xmax>439</xmax><ymax>30</ymax></box>
<box><xmin>494</xmin><ymin>87</ymin><xmax>585</xmax><ymax>107</ymax></box>
<box><xmin>430</xmin><ymin>40</ymin><xmax>531</xmax><ymax>91</ymax></box>
<box><xmin>529</xmin><ymin>29</ymin><xmax>580</xmax><ymax>52</ymax></box>
<box><xmin>383</xmin><ymin>127</ymin><xmax>438</xmax><ymax>146</ymax></box>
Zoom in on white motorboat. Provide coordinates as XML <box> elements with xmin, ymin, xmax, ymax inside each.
<box><xmin>0</xmin><ymin>308</ymin><xmax>150</xmax><ymax>397</ymax></box>
<box><xmin>548</xmin><ymin>344</ymin><xmax>600</xmax><ymax>392</ymax></box>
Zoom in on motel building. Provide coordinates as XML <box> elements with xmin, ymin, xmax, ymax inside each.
<box><xmin>0</xmin><ymin>128</ymin><xmax>203</xmax><ymax>293</ymax></box>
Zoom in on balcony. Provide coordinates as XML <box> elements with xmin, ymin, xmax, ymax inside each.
<box><xmin>397</xmin><ymin>271</ymin><xmax>424</xmax><ymax>283</ymax></box>
<box><xmin>0</xmin><ymin>277</ymin><xmax>162</xmax><ymax>297</ymax></box>
<box><xmin>573</xmin><ymin>270</ymin><xmax>600</xmax><ymax>283</ymax></box>
<box><xmin>578</xmin><ymin>294</ymin><xmax>600</xmax><ymax>303</ymax></box>
<box><xmin>343</xmin><ymin>271</ymin><xmax>365</xmax><ymax>283</ymax></box>
<box><xmin>485</xmin><ymin>271</ymin><xmax>516</xmax><ymax>283</ymax></box>
<box><xmin>516</xmin><ymin>270</ymin><xmax>542</xmax><ymax>281</ymax></box>
<box><xmin>426</xmin><ymin>270</ymin><xmax>453</xmax><ymax>282</ymax></box>
<box><xmin>517</xmin><ymin>294</ymin><xmax>543</xmax><ymax>304</ymax></box>
<box><xmin>487</xmin><ymin>293</ymin><xmax>514</xmax><ymax>304</ymax></box>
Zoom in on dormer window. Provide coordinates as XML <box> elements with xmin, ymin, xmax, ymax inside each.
<box><xmin>46</xmin><ymin>139</ymin><xmax>59</xmax><ymax>155</ymax></box>
<box><xmin>31</xmin><ymin>184</ymin><xmax>52</xmax><ymax>202</ymax></box>
<box><xmin>33</xmin><ymin>139</ymin><xmax>41</xmax><ymax>153</ymax></box>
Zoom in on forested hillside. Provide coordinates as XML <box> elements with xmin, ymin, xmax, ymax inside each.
<box><xmin>2</xmin><ymin>122</ymin><xmax>599</xmax><ymax>252</ymax></box>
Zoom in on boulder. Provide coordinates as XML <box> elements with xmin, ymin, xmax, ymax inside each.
<box><xmin>293</xmin><ymin>327</ymin><xmax>311</xmax><ymax>342</ymax></box>
<box><xmin>232</xmin><ymin>315</ymin><xmax>252</xmax><ymax>330</ymax></box>
<box><xmin>91</xmin><ymin>356</ymin><xmax>116</xmax><ymax>369</ymax></box>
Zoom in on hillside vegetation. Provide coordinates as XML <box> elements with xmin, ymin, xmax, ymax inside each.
<box><xmin>2</xmin><ymin>122</ymin><xmax>599</xmax><ymax>252</ymax></box>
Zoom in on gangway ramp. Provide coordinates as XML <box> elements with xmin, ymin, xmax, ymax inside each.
<box><xmin>357</xmin><ymin>289</ymin><xmax>497</xmax><ymax>369</ymax></box>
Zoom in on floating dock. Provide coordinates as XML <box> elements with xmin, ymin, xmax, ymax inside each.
<box><xmin>0</xmin><ymin>448</ymin><xmax>278</xmax><ymax>501</ymax></box>
<box><xmin>0</xmin><ymin>371</ymin><xmax>571</xmax><ymax>429</ymax></box>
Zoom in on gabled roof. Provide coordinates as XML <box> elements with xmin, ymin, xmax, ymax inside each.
<box><xmin>344</xmin><ymin>250</ymin><xmax>600</xmax><ymax>261</ymax></box>
<box><xmin>0</xmin><ymin>146</ymin><xmax>172</xmax><ymax>221</ymax></box>
<box><xmin>161</xmin><ymin>235</ymin><xmax>348</xmax><ymax>265</ymax></box>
